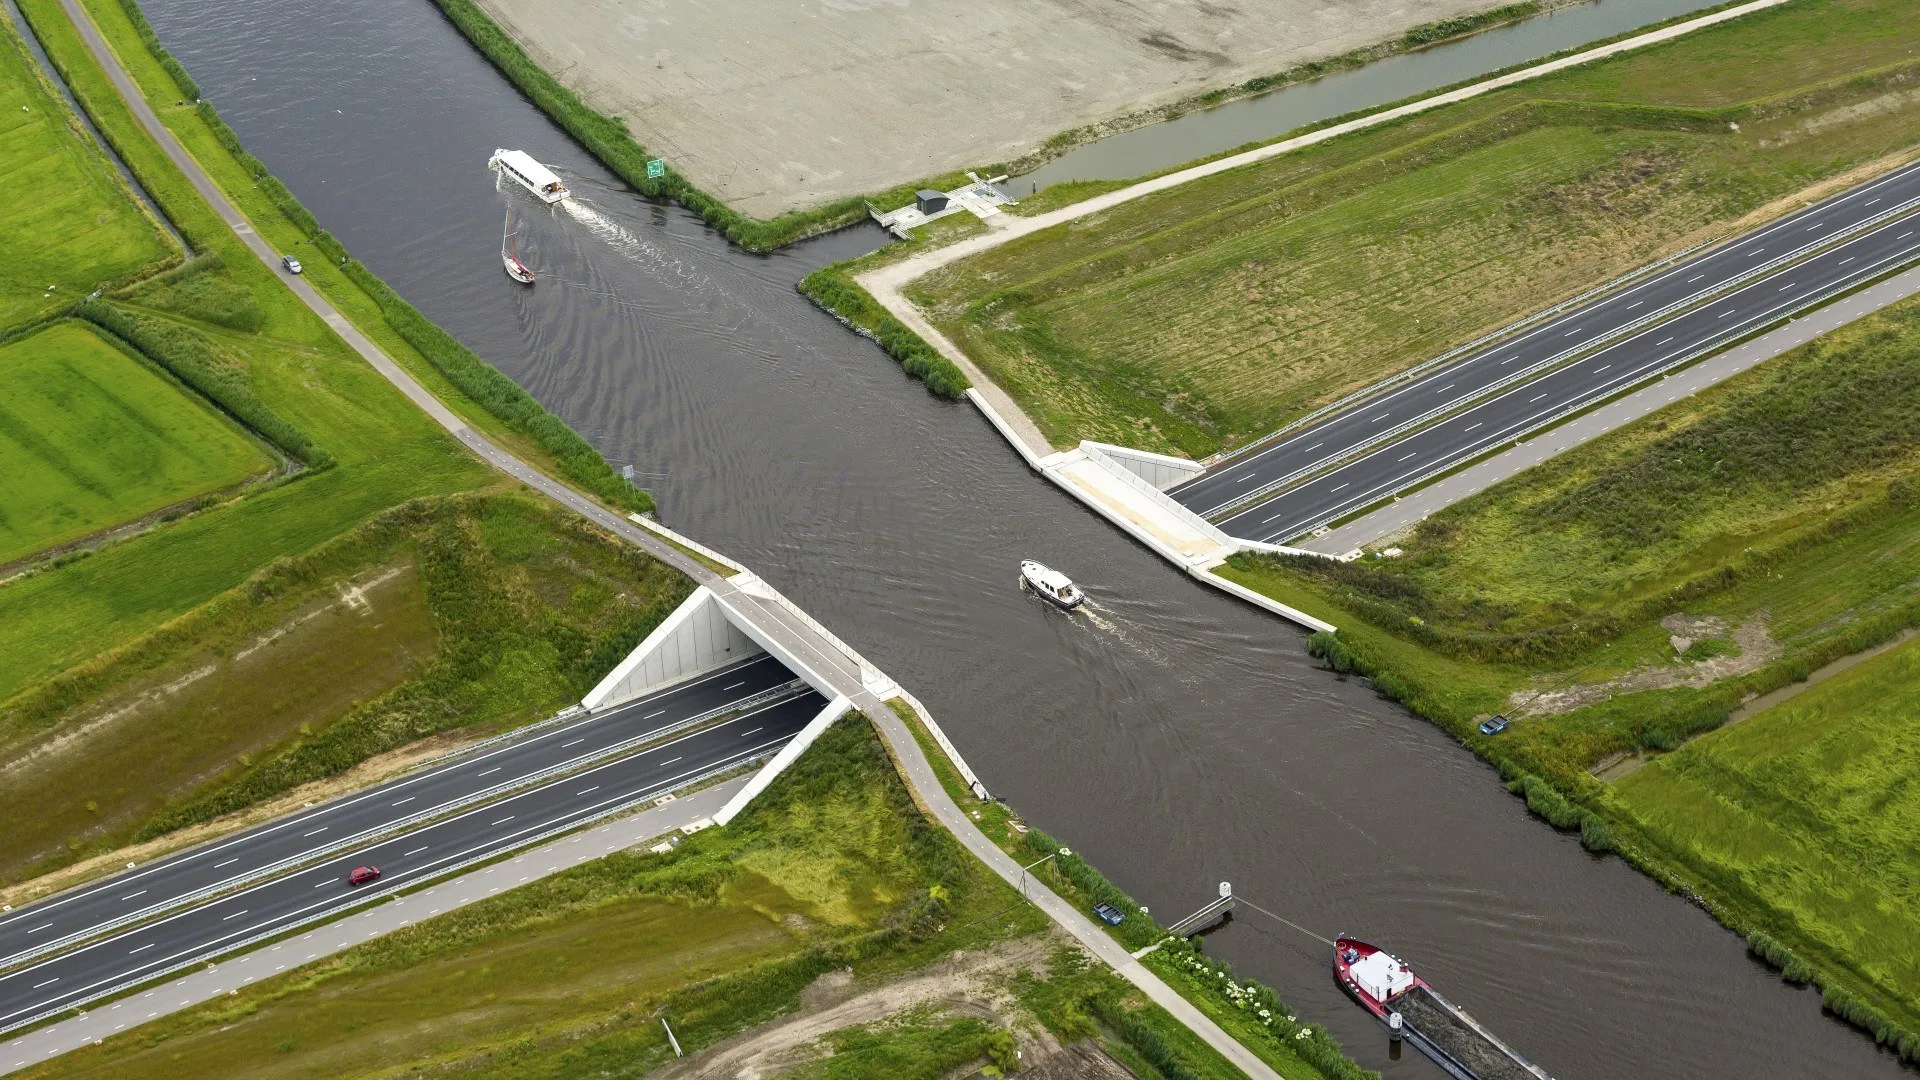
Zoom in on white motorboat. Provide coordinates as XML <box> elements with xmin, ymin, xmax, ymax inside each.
<box><xmin>489</xmin><ymin>148</ymin><xmax>569</xmax><ymax>204</ymax></box>
<box><xmin>1020</xmin><ymin>560</ymin><xmax>1084</xmax><ymax>610</ymax></box>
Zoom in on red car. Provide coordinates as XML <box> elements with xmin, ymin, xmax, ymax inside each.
<box><xmin>347</xmin><ymin>866</ymin><xmax>381</xmax><ymax>886</ymax></box>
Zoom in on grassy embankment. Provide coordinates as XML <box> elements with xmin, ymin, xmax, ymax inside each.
<box><xmin>1215</xmin><ymin>293</ymin><xmax>1920</xmax><ymax>1059</ymax></box>
<box><xmin>0</xmin><ymin>321</ymin><xmax>270</xmax><ymax>566</ymax></box>
<box><xmin>888</xmin><ymin>699</ymin><xmax>1376</xmax><ymax>1080</ymax></box>
<box><xmin>0</xmin><ymin>2</ymin><xmax>697</xmax><ymax>886</ymax></box>
<box><xmin>909</xmin><ymin>0</ymin><xmax>1920</xmax><ymax>455</ymax></box>
<box><xmin>0</xmin><ymin>0</ymin><xmax>666</xmax><ymax>683</ymax></box>
<box><xmin>797</xmin><ymin>214</ymin><xmax>986</xmax><ymax>399</ymax></box>
<box><xmin>0</xmin><ymin>9</ymin><xmax>173</xmax><ymax>327</ymax></box>
<box><xmin>0</xmin><ymin>493</ymin><xmax>691</xmax><ymax>884</ymax></box>
<box><xmin>11</xmin><ymin>715</ymin><xmax>1282</xmax><ymax>1080</ymax></box>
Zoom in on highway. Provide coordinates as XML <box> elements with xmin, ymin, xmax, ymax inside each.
<box><xmin>0</xmin><ymin>688</ymin><xmax>823</xmax><ymax>1034</ymax></box>
<box><xmin>0</xmin><ymin>653</ymin><xmax>799</xmax><ymax>976</ymax></box>
<box><xmin>1215</xmin><ymin>204</ymin><xmax>1920</xmax><ymax>543</ymax></box>
<box><xmin>1171</xmin><ymin>155</ymin><xmax>1920</xmax><ymax>521</ymax></box>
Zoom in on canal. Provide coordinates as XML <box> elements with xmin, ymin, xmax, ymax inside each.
<box><xmin>136</xmin><ymin>1</ymin><xmax>1902</xmax><ymax>1076</ymax></box>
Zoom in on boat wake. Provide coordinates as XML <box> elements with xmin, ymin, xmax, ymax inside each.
<box><xmin>559</xmin><ymin>198</ymin><xmax>707</xmax><ymax>289</ymax></box>
<box><xmin>1076</xmin><ymin>601</ymin><xmax>1174</xmax><ymax>669</ymax></box>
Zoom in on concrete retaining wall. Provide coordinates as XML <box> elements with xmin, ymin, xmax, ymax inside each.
<box><xmin>1081</xmin><ymin>440</ymin><xmax>1203</xmax><ymax>491</ymax></box>
<box><xmin>714</xmin><ymin>695</ymin><xmax>853</xmax><ymax>824</ymax></box>
<box><xmin>581</xmin><ymin>587</ymin><xmax>762</xmax><ymax>711</ymax></box>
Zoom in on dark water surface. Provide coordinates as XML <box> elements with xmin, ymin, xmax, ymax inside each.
<box><xmin>139</xmin><ymin>2</ymin><xmax>1899</xmax><ymax>1076</ymax></box>
<box><xmin>1015</xmin><ymin>0</ymin><xmax>1727</xmax><ymax>191</ymax></box>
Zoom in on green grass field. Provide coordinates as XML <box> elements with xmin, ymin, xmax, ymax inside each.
<box><xmin>0</xmin><ymin>14</ymin><xmax>172</xmax><ymax>328</ymax></box>
<box><xmin>0</xmin><ymin>0</ymin><xmax>498</xmax><ymax>702</ymax></box>
<box><xmin>0</xmin><ymin>321</ymin><xmax>270</xmax><ymax>565</ymax></box>
<box><xmin>1614</xmin><ymin>634</ymin><xmax>1920</xmax><ymax>1033</ymax></box>
<box><xmin>1215</xmin><ymin>295</ymin><xmax>1920</xmax><ymax>1050</ymax></box>
<box><xmin>11</xmin><ymin>717</ymin><xmax>1279</xmax><ymax>1080</ymax></box>
<box><xmin>911</xmin><ymin>0</ymin><xmax>1920</xmax><ymax>455</ymax></box>
<box><xmin>0</xmin><ymin>494</ymin><xmax>691</xmax><ymax>882</ymax></box>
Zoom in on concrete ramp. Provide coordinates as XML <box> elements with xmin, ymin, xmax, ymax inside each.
<box><xmin>582</xmin><ymin>586</ymin><xmax>763</xmax><ymax>711</ymax></box>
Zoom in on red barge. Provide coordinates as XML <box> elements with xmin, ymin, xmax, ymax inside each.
<box><xmin>1334</xmin><ymin>936</ymin><xmax>1554</xmax><ymax>1080</ymax></box>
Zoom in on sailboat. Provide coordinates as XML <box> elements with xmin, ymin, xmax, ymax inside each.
<box><xmin>501</xmin><ymin>209</ymin><xmax>534</xmax><ymax>284</ymax></box>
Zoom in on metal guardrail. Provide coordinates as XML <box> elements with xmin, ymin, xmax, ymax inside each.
<box><xmin>0</xmin><ymin>745</ymin><xmax>784</xmax><ymax>1038</ymax></box>
<box><xmin>1201</xmin><ymin>197</ymin><xmax>1920</xmax><ymax>524</ymax></box>
<box><xmin>0</xmin><ymin>679</ymin><xmax>809</xmax><ymax>974</ymax></box>
<box><xmin>1271</xmin><ymin>245</ymin><xmax>1920</xmax><ymax>544</ymax></box>
<box><xmin>1077</xmin><ymin>443</ymin><xmax>1238</xmax><ymax>551</ymax></box>
<box><xmin>1189</xmin><ymin>232</ymin><xmax>1726</xmax><ymax>475</ymax></box>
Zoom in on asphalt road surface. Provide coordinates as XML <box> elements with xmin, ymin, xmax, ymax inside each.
<box><xmin>0</xmin><ymin>688</ymin><xmax>822</xmax><ymax>1034</ymax></box>
<box><xmin>1172</xmin><ymin>155</ymin><xmax>1920</xmax><ymax>520</ymax></box>
<box><xmin>1217</xmin><ymin>205</ymin><xmax>1920</xmax><ymax>543</ymax></box>
<box><xmin>0</xmin><ymin>653</ymin><xmax>797</xmax><ymax>976</ymax></box>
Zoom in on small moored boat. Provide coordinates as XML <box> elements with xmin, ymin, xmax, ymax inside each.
<box><xmin>489</xmin><ymin>148</ymin><xmax>569</xmax><ymax>204</ymax></box>
<box><xmin>1020</xmin><ymin>561</ymin><xmax>1084</xmax><ymax>610</ymax></box>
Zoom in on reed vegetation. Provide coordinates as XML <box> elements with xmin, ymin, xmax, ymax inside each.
<box><xmin>80</xmin><ymin>300</ymin><xmax>329</xmax><ymax>467</ymax></box>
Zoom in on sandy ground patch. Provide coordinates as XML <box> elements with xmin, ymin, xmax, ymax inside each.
<box><xmin>651</xmin><ymin>930</ymin><xmax>1126</xmax><ymax>1079</ymax></box>
<box><xmin>1510</xmin><ymin>613</ymin><xmax>1780</xmax><ymax>717</ymax></box>
<box><xmin>473</xmin><ymin>0</ymin><xmax>1495</xmax><ymax>217</ymax></box>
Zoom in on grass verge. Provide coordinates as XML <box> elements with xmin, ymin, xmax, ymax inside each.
<box><xmin>885</xmin><ymin>698</ymin><xmax>1371</xmax><ymax>1080</ymax></box>
<box><xmin>911</xmin><ymin>0</ymin><xmax>1920</xmax><ymax>455</ymax></box>
<box><xmin>0</xmin><ymin>8</ymin><xmax>174</xmax><ymax>328</ymax></box>
<box><xmin>2</xmin><ymin>715</ymin><xmax>1225</xmax><ymax>1079</ymax></box>
<box><xmin>0</xmin><ymin>492</ymin><xmax>691</xmax><ymax>883</ymax></box>
<box><xmin>796</xmin><ymin>215</ymin><xmax>985</xmax><ymax>400</ymax></box>
<box><xmin>1212</xmin><ymin>293</ymin><xmax>1920</xmax><ymax>1058</ymax></box>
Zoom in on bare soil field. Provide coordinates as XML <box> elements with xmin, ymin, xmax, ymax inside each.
<box><xmin>471</xmin><ymin>0</ymin><xmax>1495</xmax><ymax>217</ymax></box>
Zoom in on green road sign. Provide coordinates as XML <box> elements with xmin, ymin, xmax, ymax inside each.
<box><xmin>646</xmin><ymin>158</ymin><xmax>665</xmax><ymax>180</ymax></box>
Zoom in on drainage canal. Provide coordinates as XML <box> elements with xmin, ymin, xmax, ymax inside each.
<box><xmin>131</xmin><ymin>1</ymin><xmax>1903</xmax><ymax>1076</ymax></box>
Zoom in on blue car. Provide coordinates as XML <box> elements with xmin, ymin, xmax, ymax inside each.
<box><xmin>1478</xmin><ymin>715</ymin><xmax>1510</xmax><ymax>736</ymax></box>
<box><xmin>1092</xmin><ymin>902</ymin><xmax>1125</xmax><ymax>925</ymax></box>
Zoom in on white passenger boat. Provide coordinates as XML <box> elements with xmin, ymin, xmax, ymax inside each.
<box><xmin>489</xmin><ymin>148</ymin><xmax>569</xmax><ymax>204</ymax></box>
<box><xmin>1020</xmin><ymin>561</ymin><xmax>1084</xmax><ymax>610</ymax></box>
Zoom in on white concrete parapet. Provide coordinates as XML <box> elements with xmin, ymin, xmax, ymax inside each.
<box><xmin>890</xmin><ymin>687</ymin><xmax>989</xmax><ymax>801</ymax></box>
<box><xmin>582</xmin><ymin>587</ymin><xmax>763</xmax><ymax>711</ymax></box>
<box><xmin>1080</xmin><ymin>440</ymin><xmax>1203</xmax><ymax>491</ymax></box>
<box><xmin>714</xmin><ymin>695</ymin><xmax>853</xmax><ymax>824</ymax></box>
<box><xmin>627</xmin><ymin>513</ymin><xmax>747</xmax><ymax>574</ymax></box>
<box><xmin>729</xmin><ymin>572</ymin><xmax>899</xmax><ymax>698</ymax></box>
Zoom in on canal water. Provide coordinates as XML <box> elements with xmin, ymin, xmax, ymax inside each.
<box><xmin>1014</xmin><ymin>0</ymin><xmax>1729</xmax><ymax>192</ymax></box>
<box><xmin>137</xmin><ymin>1</ymin><xmax>1902</xmax><ymax>1077</ymax></box>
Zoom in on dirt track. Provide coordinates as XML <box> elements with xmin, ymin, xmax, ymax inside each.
<box><xmin>472</xmin><ymin>0</ymin><xmax>1495</xmax><ymax>217</ymax></box>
